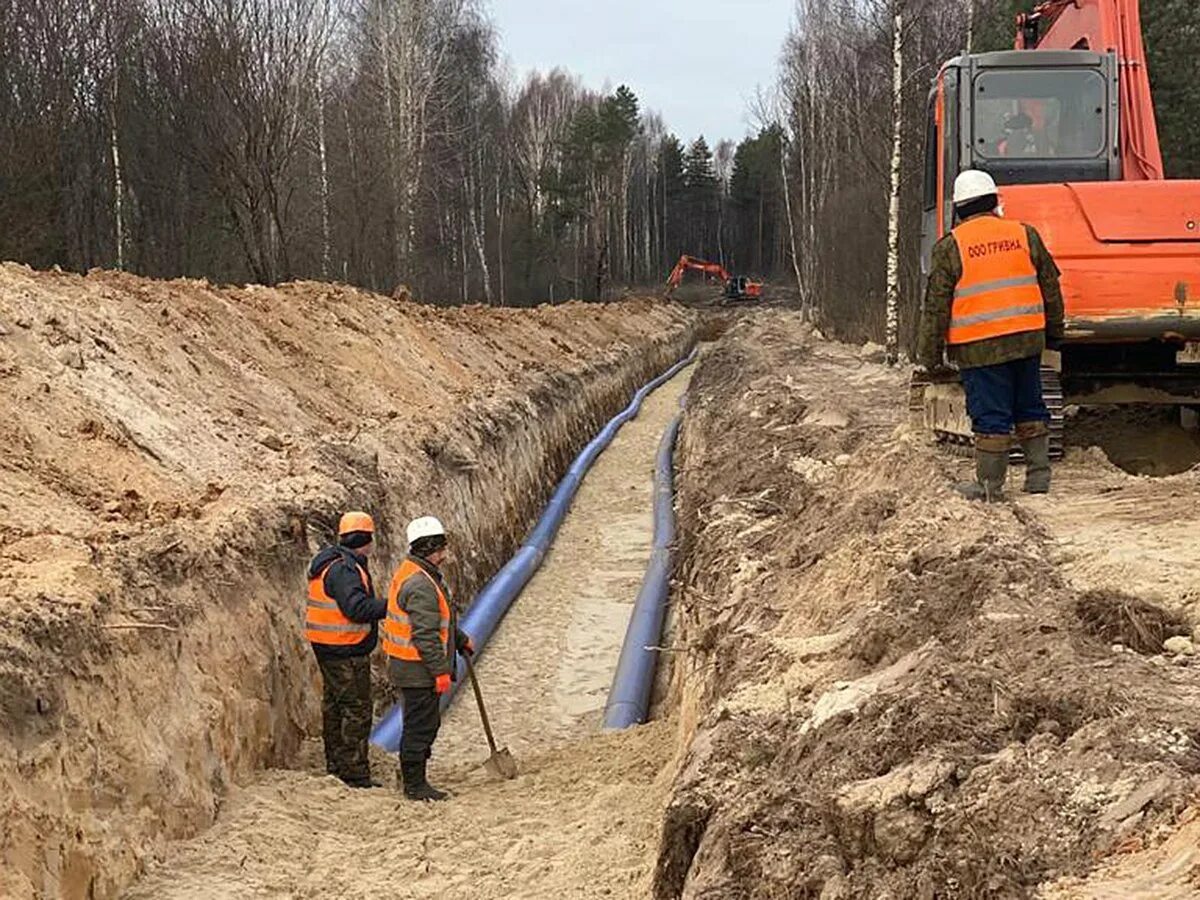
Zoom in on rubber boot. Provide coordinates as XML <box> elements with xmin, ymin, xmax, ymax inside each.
<box><xmin>955</xmin><ymin>449</ymin><xmax>1008</xmax><ymax>502</ymax></box>
<box><xmin>400</xmin><ymin>760</ymin><xmax>448</xmax><ymax>802</ymax></box>
<box><xmin>1019</xmin><ymin>435</ymin><xmax>1052</xmax><ymax>494</ymax></box>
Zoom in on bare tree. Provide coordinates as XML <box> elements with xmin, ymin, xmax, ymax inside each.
<box><xmin>152</xmin><ymin>0</ymin><xmax>334</xmax><ymax>284</ymax></box>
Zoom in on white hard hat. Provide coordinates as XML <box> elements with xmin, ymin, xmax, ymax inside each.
<box><xmin>953</xmin><ymin>169</ymin><xmax>999</xmax><ymax>206</ymax></box>
<box><xmin>406</xmin><ymin>516</ymin><xmax>446</xmax><ymax>546</ymax></box>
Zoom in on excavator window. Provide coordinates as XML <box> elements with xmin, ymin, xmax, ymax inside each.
<box><xmin>973</xmin><ymin>69</ymin><xmax>1106</xmax><ymax>161</ymax></box>
<box><xmin>923</xmin><ymin>92</ymin><xmax>938</xmax><ymax>212</ymax></box>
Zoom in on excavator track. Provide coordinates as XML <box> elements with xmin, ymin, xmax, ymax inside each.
<box><xmin>911</xmin><ymin>366</ymin><xmax>1065</xmax><ymax>461</ymax></box>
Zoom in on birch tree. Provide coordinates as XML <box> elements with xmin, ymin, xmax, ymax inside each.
<box><xmin>885</xmin><ymin>0</ymin><xmax>904</xmax><ymax>364</ymax></box>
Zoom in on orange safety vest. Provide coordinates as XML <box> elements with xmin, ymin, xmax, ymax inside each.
<box><xmin>382</xmin><ymin>559</ymin><xmax>451</xmax><ymax>662</ymax></box>
<box><xmin>948</xmin><ymin>216</ymin><xmax>1046</xmax><ymax>345</ymax></box>
<box><xmin>306</xmin><ymin>556</ymin><xmax>373</xmax><ymax>646</ymax></box>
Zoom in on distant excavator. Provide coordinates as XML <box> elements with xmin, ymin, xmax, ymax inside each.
<box><xmin>913</xmin><ymin>0</ymin><xmax>1200</xmax><ymax>458</ymax></box>
<box><xmin>665</xmin><ymin>255</ymin><xmax>763</xmax><ymax>302</ymax></box>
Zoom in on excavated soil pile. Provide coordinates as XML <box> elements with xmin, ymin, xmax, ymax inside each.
<box><xmin>655</xmin><ymin>312</ymin><xmax>1200</xmax><ymax>898</ymax></box>
<box><xmin>0</xmin><ymin>262</ymin><xmax>694</xmax><ymax>900</ymax></box>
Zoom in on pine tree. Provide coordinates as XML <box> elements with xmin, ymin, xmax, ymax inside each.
<box><xmin>659</xmin><ymin>135</ymin><xmax>686</xmax><ymax>264</ymax></box>
<box><xmin>683</xmin><ymin>137</ymin><xmax>719</xmax><ymax>259</ymax></box>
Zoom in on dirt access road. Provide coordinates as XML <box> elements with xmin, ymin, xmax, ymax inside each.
<box><xmin>124</xmin><ymin>368</ymin><xmax>693</xmax><ymax>899</ymax></box>
<box><xmin>655</xmin><ymin>313</ymin><xmax>1200</xmax><ymax>898</ymax></box>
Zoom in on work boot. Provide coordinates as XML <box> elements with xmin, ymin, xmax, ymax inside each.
<box><xmin>1015</xmin><ymin>421</ymin><xmax>1052</xmax><ymax>495</ymax></box>
<box><xmin>1020</xmin><ymin>434</ymin><xmax>1052</xmax><ymax>493</ymax></box>
<box><xmin>341</xmin><ymin>775</ymin><xmax>382</xmax><ymax>789</ymax></box>
<box><xmin>955</xmin><ymin>449</ymin><xmax>1009</xmax><ymax>502</ymax></box>
<box><xmin>400</xmin><ymin>760</ymin><xmax>448</xmax><ymax>802</ymax></box>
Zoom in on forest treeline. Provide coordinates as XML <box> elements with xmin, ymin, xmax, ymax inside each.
<box><xmin>0</xmin><ymin>0</ymin><xmax>789</xmax><ymax>305</ymax></box>
<box><xmin>2</xmin><ymin>0</ymin><xmax>1197</xmax><ymax>326</ymax></box>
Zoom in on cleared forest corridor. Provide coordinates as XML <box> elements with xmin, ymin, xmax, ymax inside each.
<box><xmin>122</xmin><ymin>366</ymin><xmax>694</xmax><ymax>900</ymax></box>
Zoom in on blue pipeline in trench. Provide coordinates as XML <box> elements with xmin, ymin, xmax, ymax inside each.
<box><xmin>370</xmin><ymin>348</ymin><xmax>697</xmax><ymax>752</ymax></box>
<box><xmin>601</xmin><ymin>401</ymin><xmax>683</xmax><ymax>731</ymax></box>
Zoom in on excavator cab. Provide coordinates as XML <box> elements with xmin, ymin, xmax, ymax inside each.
<box><xmin>920</xmin><ymin>50</ymin><xmax>1120</xmax><ymax>276</ymax></box>
<box><xmin>724</xmin><ymin>276</ymin><xmax>762</xmax><ymax>302</ymax></box>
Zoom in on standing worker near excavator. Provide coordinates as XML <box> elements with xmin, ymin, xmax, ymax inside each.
<box><xmin>383</xmin><ymin>516</ymin><xmax>474</xmax><ymax>801</ymax></box>
<box><xmin>305</xmin><ymin>511</ymin><xmax>388</xmax><ymax>788</ymax></box>
<box><xmin>918</xmin><ymin>169</ymin><xmax>1065</xmax><ymax>501</ymax></box>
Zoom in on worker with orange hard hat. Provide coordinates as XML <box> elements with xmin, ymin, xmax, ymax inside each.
<box><xmin>305</xmin><ymin>510</ymin><xmax>388</xmax><ymax>788</ymax></box>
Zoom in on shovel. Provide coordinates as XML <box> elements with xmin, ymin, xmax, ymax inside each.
<box><xmin>464</xmin><ymin>655</ymin><xmax>518</xmax><ymax>780</ymax></box>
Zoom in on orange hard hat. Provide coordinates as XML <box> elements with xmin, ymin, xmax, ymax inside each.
<box><xmin>338</xmin><ymin>511</ymin><xmax>375</xmax><ymax>536</ymax></box>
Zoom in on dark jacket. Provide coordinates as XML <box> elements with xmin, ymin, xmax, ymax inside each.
<box><xmin>307</xmin><ymin>546</ymin><xmax>387</xmax><ymax>661</ymax></box>
<box><xmin>387</xmin><ymin>554</ymin><xmax>470</xmax><ymax>689</ymax></box>
<box><xmin>918</xmin><ymin>216</ymin><xmax>1066</xmax><ymax>371</ymax></box>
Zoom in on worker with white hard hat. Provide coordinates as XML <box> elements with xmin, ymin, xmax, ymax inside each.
<box><xmin>917</xmin><ymin>169</ymin><xmax>1065</xmax><ymax>500</ymax></box>
<box><xmin>382</xmin><ymin>515</ymin><xmax>474</xmax><ymax>800</ymax></box>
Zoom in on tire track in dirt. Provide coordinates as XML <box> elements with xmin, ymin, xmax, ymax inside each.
<box><xmin>123</xmin><ymin>367</ymin><xmax>693</xmax><ymax>900</ymax></box>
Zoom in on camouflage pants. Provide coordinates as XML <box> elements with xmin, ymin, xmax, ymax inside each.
<box><xmin>316</xmin><ymin>655</ymin><xmax>372</xmax><ymax>782</ymax></box>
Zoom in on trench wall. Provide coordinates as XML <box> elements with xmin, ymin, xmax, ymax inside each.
<box><xmin>0</xmin><ymin>264</ymin><xmax>695</xmax><ymax>899</ymax></box>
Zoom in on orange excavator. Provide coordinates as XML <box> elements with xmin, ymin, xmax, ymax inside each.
<box><xmin>665</xmin><ymin>255</ymin><xmax>764</xmax><ymax>302</ymax></box>
<box><xmin>915</xmin><ymin>0</ymin><xmax>1200</xmax><ymax>457</ymax></box>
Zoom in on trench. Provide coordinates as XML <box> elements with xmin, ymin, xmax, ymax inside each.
<box><xmin>120</xmin><ymin>363</ymin><xmax>695</xmax><ymax>898</ymax></box>
<box><xmin>0</xmin><ymin>287</ymin><xmax>696</xmax><ymax>900</ymax></box>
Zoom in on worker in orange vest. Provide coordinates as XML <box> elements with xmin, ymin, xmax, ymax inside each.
<box><xmin>305</xmin><ymin>511</ymin><xmax>387</xmax><ymax>788</ymax></box>
<box><xmin>382</xmin><ymin>515</ymin><xmax>474</xmax><ymax>801</ymax></box>
<box><xmin>918</xmin><ymin>169</ymin><xmax>1065</xmax><ymax>501</ymax></box>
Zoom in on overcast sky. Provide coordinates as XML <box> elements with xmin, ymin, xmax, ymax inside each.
<box><xmin>488</xmin><ymin>0</ymin><xmax>794</xmax><ymax>146</ymax></box>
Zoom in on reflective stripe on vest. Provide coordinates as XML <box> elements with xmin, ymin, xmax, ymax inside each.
<box><xmin>382</xmin><ymin>559</ymin><xmax>450</xmax><ymax>662</ymax></box>
<box><xmin>305</xmin><ymin>558</ymin><xmax>372</xmax><ymax>646</ymax></box>
<box><xmin>948</xmin><ymin>216</ymin><xmax>1046</xmax><ymax>345</ymax></box>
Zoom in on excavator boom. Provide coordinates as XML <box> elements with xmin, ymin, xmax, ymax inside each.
<box><xmin>666</xmin><ymin>255</ymin><xmax>731</xmax><ymax>290</ymax></box>
<box><xmin>1016</xmin><ymin>0</ymin><xmax>1163</xmax><ymax>180</ymax></box>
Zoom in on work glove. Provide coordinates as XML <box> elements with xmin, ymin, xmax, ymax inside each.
<box><xmin>434</xmin><ymin>673</ymin><xmax>452</xmax><ymax>695</ymax></box>
<box><xmin>914</xmin><ymin>364</ymin><xmax>956</xmax><ymax>382</ymax></box>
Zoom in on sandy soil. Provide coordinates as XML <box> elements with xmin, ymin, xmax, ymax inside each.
<box><xmin>654</xmin><ymin>313</ymin><xmax>1200</xmax><ymax>899</ymax></box>
<box><xmin>121</xmin><ymin>367</ymin><xmax>693</xmax><ymax>898</ymax></box>
<box><xmin>0</xmin><ymin>262</ymin><xmax>694</xmax><ymax>899</ymax></box>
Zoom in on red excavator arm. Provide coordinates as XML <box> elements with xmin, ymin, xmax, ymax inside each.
<box><xmin>666</xmin><ymin>255</ymin><xmax>731</xmax><ymax>291</ymax></box>
<box><xmin>1016</xmin><ymin>0</ymin><xmax>1163</xmax><ymax>180</ymax></box>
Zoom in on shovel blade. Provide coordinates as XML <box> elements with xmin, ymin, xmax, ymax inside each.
<box><xmin>484</xmin><ymin>747</ymin><xmax>519</xmax><ymax>780</ymax></box>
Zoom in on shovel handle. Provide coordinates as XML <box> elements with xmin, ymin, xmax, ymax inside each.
<box><xmin>464</xmin><ymin>655</ymin><xmax>500</xmax><ymax>755</ymax></box>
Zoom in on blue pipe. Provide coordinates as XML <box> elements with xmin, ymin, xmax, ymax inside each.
<box><xmin>370</xmin><ymin>348</ymin><xmax>697</xmax><ymax>752</ymax></box>
<box><xmin>601</xmin><ymin>406</ymin><xmax>683</xmax><ymax>730</ymax></box>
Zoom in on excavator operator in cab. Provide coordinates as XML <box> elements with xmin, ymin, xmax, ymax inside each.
<box><xmin>997</xmin><ymin>112</ymin><xmax>1038</xmax><ymax>157</ymax></box>
<box><xmin>917</xmin><ymin>169</ymin><xmax>1065</xmax><ymax>501</ymax></box>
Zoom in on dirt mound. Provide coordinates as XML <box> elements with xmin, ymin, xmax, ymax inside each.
<box><xmin>655</xmin><ymin>312</ymin><xmax>1200</xmax><ymax>898</ymax></box>
<box><xmin>0</xmin><ymin>262</ymin><xmax>695</xmax><ymax>899</ymax></box>
<box><xmin>1075</xmin><ymin>590</ymin><xmax>1191</xmax><ymax>656</ymax></box>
